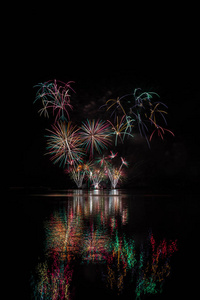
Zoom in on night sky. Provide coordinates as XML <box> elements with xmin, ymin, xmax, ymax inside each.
<box><xmin>8</xmin><ymin>9</ymin><xmax>199</xmax><ymax>193</ymax></box>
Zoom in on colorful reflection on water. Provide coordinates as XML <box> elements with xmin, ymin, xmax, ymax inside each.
<box><xmin>31</xmin><ymin>190</ymin><xmax>178</xmax><ymax>299</ymax></box>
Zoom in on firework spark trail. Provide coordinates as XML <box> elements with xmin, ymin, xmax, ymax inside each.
<box><xmin>90</xmin><ymin>168</ymin><xmax>106</xmax><ymax>189</ymax></box>
<box><xmin>66</xmin><ymin>162</ymin><xmax>93</xmax><ymax>188</ymax></box>
<box><xmin>100</xmin><ymin>89</ymin><xmax>159</xmax><ymax>119</ymax></box>
<box><xmin>109</xmin><ymin>157</ymin><xmax>128</xmax><ymax>189</ymax></box>
<box><xmin>149</xmin><ymin>102</ymin><xmax>168</xmax><ymax>125</ymax></box>
<box><xmin>34</xmin><ymin>79</ymin><xmax>175</xmax><ymax>188</ymax></box>
<box><xmin>34</xmin><ymin>80</ymin><xmax>75</xmax><ymax>122</ymax></box>
<box><xmin>104</xmin><ymin>154</ymin><xmax>128</xmax><ymax>189</ymax></box>
<box><xmin>107</xmin><ymin>168</ymin><xmax>121</xmax><ymax>189</ymax></box>
<box><xmin>109</xmin><ymin>151</ymin><xmax>118</xmax><ymax>159</ymax></box>
<box><xmin>45</xmin><ymin>121</ymin><xmax>85</xmax><ymax>168</ymax></box>
<box><xmin>79</xmin><ymin>119</ymin><xmax>112</xmax><ymax>158</ymax></box>
<box><xmin>104</xmin><ymin>97</ymin><xmax>127</xmax><ymax>118</ymax></box>
<box><xmin>149</xmin><ymin>119</ymin><xmax>175</xmax><ymax>142</ymax></box>
<box><xmin>130</xmin><ymin>88</ymin><xmax>160</xmax><ymax>109</ymax></box>
<box><xmin>107</xmin><ymin>115</ymin><xmax>134</xmax><ymax>146</ymax></box>
<box><xmin>124</xmin><ymin>115</ymin><xmax>135</xmax><ymax>136</ymax></box>
<box><xmin>100</xmin><ymin>87</ymin><xmax>174</xmax><ymax>146</ymax></box>
<box><xmin>93</xmin><ymin>152</ymin><xmax>128</xmax><ymax>189</ymax></box>
<box><xmin>68</xmin><ymin>165</ymin><xmax>86</xmax><ymax>188</ymax></box>
<box><xmin>130</xmin><ymin>111</ymin><xmax>151</xmax><ymax>147</ymax></box>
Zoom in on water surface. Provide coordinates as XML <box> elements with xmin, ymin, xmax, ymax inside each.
<box><xmin>9</xmin><ymin>189</ymin><xmax>199</xmax><ymax>299</ymax></box>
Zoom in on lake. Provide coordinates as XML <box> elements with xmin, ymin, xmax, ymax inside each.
<box><xmin>9</xmin><ymin>189</ymin><xmax>199</xmax><ymax>299</ymax></box>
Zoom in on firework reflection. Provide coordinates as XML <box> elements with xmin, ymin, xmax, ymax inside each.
<box><xmin>31</xmin><ymin>191</ymin><xmax>178</xmax><ymax>299</ymax></box>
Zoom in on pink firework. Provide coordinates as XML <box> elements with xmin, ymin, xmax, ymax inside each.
<box><xmin>121</xmin><ymin>157</ymin><xmax>128</xmax><ymax>167</ymax></box>
<box><xmin>149</xmin><ymin>119</ymin><xmax>175</xmax><ymax>142</ymax></box>
<box><xmin>109</xmin><ymin>151</ymin><xmax>118</xmax><ymax>159</ymax></box>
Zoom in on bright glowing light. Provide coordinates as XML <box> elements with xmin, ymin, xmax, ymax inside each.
<box><xmin>45</xmin><ymin>121</ymin><xmax>85</xmax><ymax>167</ymax></box>
<box><xmin>79</xmin><ymin>119</ymin><xmax>112</xmax><ymax>157</ymax></box>
<box><xmin>34</xmin><ymin>79</ymin><xmax>175</xmax><ymax>188</ymax></box>
<box><xmin>109</xmin><ymin>151</ymin><xmax>118</xmax><ymax>159</ymax></box>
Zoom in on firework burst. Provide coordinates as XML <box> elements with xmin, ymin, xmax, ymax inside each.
<box><xmin>107</xmin><ymin>115</ymin><xmax>134</xmax><ymax>146</ymax></box>
<box><xmin>34</xmin><ymin>79</ymin><xmax>75</xmax><ymax>122</ymax></box>
<box><xmin>33</xmin><ymin>78</ymin><xmax>175</xmax><ymax>189</ymax></box>
<box><xmin>95</xmin><ymin>152</ymin><xmax>128</xmax><ymax>189</ymax></box>
<box><xmin>90</xmin><ymin>168</ymin><xmax>106</xmax><ymax>189</ymax></box>
<box><xmin>45</xmin><ymin>121</ymin><xmax>84</xmax><ymax>167</ymax></box>
<box><xmin>66</xmin><ymin>161</ymin><xmax>94</xmax><ymax>188</ymax></box>
<box><xmin>79</xmin><ymin>119</ymin><xmax>112</xmax><ymax>158</ymax></box>
<box><xmin>102</xmin><ymin>96</ymin><xmax>127</xmax><ymax>118</ymax></box>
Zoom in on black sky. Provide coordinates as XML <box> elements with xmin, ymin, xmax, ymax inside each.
<box><xmin>8</xmin><ymin>7</ymin><xmax>199</xmax><ymax>191</ymax></box>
